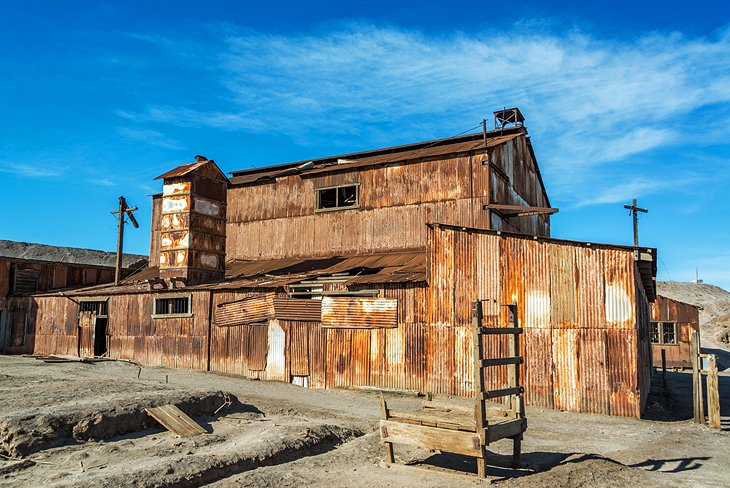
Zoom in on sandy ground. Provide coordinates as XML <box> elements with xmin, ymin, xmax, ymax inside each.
<box><xmin>1</xmin><ymin>355</ymin><xmax>728</xmax><ymax>487</ymax></box>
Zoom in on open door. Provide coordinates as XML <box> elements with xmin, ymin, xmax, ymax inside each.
<box><xmin>78</xmin><ymin>310</ymin><xmax>96</xmax><ymax>358</ymax></box>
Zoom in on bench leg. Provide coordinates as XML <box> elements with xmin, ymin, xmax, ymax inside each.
<box><xmin>384</xmin><ymin>442</ymin><xmax>395</xmax><ymax>464</ymax></box>
<box><xmin>512</xmin><ymin>434</ymin><xmax>522</xmax><ymax>468</ymax></box>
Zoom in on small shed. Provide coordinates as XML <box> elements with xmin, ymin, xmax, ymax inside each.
<box><xmin>650</xmin><ymin>295</ymin><xmax>700</xmax><ymax>369</ymax></box>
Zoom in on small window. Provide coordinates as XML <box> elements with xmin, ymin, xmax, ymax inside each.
<box><xmin>11</xmin><ymin>266</ymin><xmax>39</xmax><ymax>294</ymax></box>
<box><xmin>650</xmin><ymin>321</ymin><xmax>677</xmax><ymax>345</ymax></box>
<box><xmin>80</xmin><ymin>300</ymin><xmax>108</xmax><ymax>318</ymax></box>
<box><xmin>153</xmin><ymin>295</ymin><xmax>191</xmax><ymax>317</ymax></box>
<box><xmin>662</xmin><ymin>322</ymin><xmax>677</xmax><ymax>345</ymax></box>
<box><xmin>650</xmin><ymin>322</ymin><xmax>660</xmax><ymax>344</ymax></box>
<box><xmin>316</xmin><ymin>184</ymin><xmax>359</xmax><ymax>211</ymax></box>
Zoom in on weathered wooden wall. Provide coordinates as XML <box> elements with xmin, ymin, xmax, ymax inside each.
<box><xmin>650</xmin><ymin>296</ymin><xmax>700</xmax><ymax>369</ymax></box>
<box><xmin>226</xmin><ymin>136</ymin><xmax>549</xmax><ymax>260</ymax></box>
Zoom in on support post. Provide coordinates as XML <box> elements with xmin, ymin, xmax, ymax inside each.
<box><xmin>380</xmin><ymin>393</ymin><xmax>395</xmax><ymax>464</ymax></box>
<box><xmin>707</xmin><ymin>355</ymin><xmax>721</xmax><ymax>429</ymax></box>
<box><xmin>691</xmin><ymin>330</ymin><xmax>703</xmax><ymax>423</ymax></box>
<box><xmin>472</xmin><ymin>300</ymin><xmax>488</xmax><ymax>479</ymax></box>
<box><xmin>661</xmin><ymin>349</ymin><xmax>667</xmax><ymax>388</ymax></box>
<box><xmin>114</xmin><ymin>197</ymin><xmax>126</xmax><ymax>285</ymax></box>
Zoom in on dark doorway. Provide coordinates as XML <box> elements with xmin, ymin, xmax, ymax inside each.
<box><xmin>94</xmin><ymin>318</ymin><xmax>108</xmax><ymax>357</ymax></box>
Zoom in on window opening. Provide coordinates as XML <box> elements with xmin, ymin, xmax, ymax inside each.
<box><xmin>154</xmin><ymin>296</ymin><xmax>191</xmax><ymax>316</ymax></box>
<box><xmin>80</xmin><ymin>300</ymin><xmax>108</xmax><ymax>317</ymax></box>
<box><xmin>316</xmin><ymin>184</ymin><xmax>359</xmax><ymax>211</ymax></box>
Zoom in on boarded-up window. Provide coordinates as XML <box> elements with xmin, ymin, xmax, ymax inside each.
<box><xmin>321</xmin><ymin>297</ymin><xmax>398</xmax><ymax>328</ymax></box>
<box><xmin>12</xmin><ymin>266</ymin><xmax>39</xmax><ymax>294</ymax></box>
<box><xmin>216</xmin><ymin>294</ymin><xmax>275</xmax><ymax>326</ymax></box>
<box><xmin>247</xmin><ymin>323</ymin><xmax>269</xmax><ymax>370</ymax></box>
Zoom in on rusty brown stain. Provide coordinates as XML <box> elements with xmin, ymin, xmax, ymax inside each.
<box><xmin>321</xmin><ymin>297</ymin><xmax>398</xmax><ymax>329</ymax></box>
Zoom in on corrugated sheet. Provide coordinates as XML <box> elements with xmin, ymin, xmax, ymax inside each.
<box><xmin>321</xmin><ymin>297</ymin><xmax>398</xmax><ymax>328</ymax></box>
<box><xmin>215</xmin><ymin>293</ymin><xmax>275</xmax><ymax>326</ymax></box>
<box><xmin>265</xmin><ymin>319</ymin><xmax>286</xmax><ymax>380</ymax></box>
<box><xmin>247</xmin><ymin>323</ymin><xmax>269</xmax><ymax>371</ymax></box>
<box><xmin>274</xmin><ymin>298</ymin><xmax>322</xmax><ymax>322</ymax></box>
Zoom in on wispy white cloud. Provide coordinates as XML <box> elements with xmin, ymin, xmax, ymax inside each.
<box><xmin>0</xmin><ymin>162</ymin><xmax>63</xmax><ymax>178</ymax></box>
<box><xmin>118</xmin><ymin>23</ymin><xmax>730</xmax><ymax>204</ymax></box>
<box><xmin>117</xmin><ymin>127</ymin><xmax>185</xmax><ymax>150</ymax></box>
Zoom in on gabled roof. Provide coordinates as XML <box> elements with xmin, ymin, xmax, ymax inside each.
<box><xmin>0</xmin><ymin>240</ymin><xmax>147</xmax><ymax>269</ymax></box>
<box><xmin>229</xmin><ymin>126</ymin><xmax>527</xmax><ymax>185</ymax></box>
<box><xmin>155</xmin><ymin>156</ymin><xmax>229</xmax><ymax>182</ymax></box>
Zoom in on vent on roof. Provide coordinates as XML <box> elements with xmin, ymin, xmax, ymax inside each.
<box><xmin>494</xmin><ymin>107</ymin><xmax>525</xmax><ymax>130</ymax></box>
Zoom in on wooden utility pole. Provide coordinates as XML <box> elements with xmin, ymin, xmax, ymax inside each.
<box><xmin>111</xmin><ymin>196</ymin><xmax>139</xmax><ymax>285</ymax></box>
<box><xmin>624</xmin><ymin>198</ymin><xmax>648</xmax><ymax>247</ymax></box>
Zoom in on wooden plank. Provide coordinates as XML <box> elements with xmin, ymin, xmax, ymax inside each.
<box><xmin>145</xmin><ymin>404</ymin><xmax>206</xmax><ymax>437</ymax></box>
<box><xmin>471</xmin><ymin>300</ymin><xmax>488</xmax><ymax>478</ymax></box>
<box><xmin>478</xmin><ymin>327</ymin><xmax>523</xmax><ymax>335</ymax></box>
<box><xmin>691</xmin><ymin>330</ymin><xmax>703</xmax><ymax>423</ymax></box>
<box><xmin>380</xmin><ymin>394</ymin><xmax>394</xmax><ymax>464</ymax></box>
<box><xmin>485</xmin><ymin>418</ymin><xmax>527</xmax><ymax>444</ymax></box>
<box><xmin>388</xmin><ymin>410</ymin><xmax>476</xmax><ymax>432</ymax></box>
<box><xmin>481</xmin><ymin>357</ymin><xmax>523</xmax><ymax>367</ymax></box>
<box><xmin>481</xmin><ymin>386</ymin><xmax>524</xmax><ymax>400</ymax></box>
<box><xmin>379</xmin><ymin>420</ymin><xmax>482</xmax><ymax>458</ymax></box>
<box><xmin>707</xmin><ymin>355</ymin><xmax>721</xmax><ymax>429</ymax></box>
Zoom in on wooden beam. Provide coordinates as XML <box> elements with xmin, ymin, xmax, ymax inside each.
<box><xmin>481</xmin><ymin>357</ymin><xmax>523</xmax><ymax>367</ymax></box>
<box><xmin>484</xmin><ymin>204</ymin><xmax>559</xmax><ymax>217</ymax></box>
<box><xmin>478</xmin><ymin>327</ymin><xmax>523</xmax><ymax>335</ymax></box>
<box><xmin>707</xmin><ymin>355</ymin><xmax>721</xmax><ymax>429</ymax></box>
<box><xmin>481</xmin><ymin>386</ymin><xmax>524</xmax><ymax>400</ymax></box>
<box><xmin>485</xmin><ymin>418</ymin><xmax>527</xmax><ymax>444</ymax></box>
<box><xmin>379</xmin><ymin>420</ymin><xmax>482</xmax><ymax>458</ymax></box>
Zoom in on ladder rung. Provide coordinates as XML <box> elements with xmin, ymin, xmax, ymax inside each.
<box><xmin>477</xmin><ymin>327</ymin><xmax>523</xmax><ymax>335</ymax></box>
<box><xmin>481</xmin><ymin>386</ymin><xmax>524</xmax><ymax>400</ymax></box>
<box><xmin>481</xmin><ymin>357</ymin><xmax>523</xmax><ymax>367</ymax></box>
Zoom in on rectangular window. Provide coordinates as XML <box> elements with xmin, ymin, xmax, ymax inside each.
<box><xmin>316</xmin><ymin>184</ymin><xmax>359</xmax><ymax>211</ymax></box>
<box><xmin>153</xmin><ymin>295</ymin><xmax>192</xmax><ymax>317</ymax></box>
<box><xmin>650</xmin><ymin>322</ymin><xmax>660</xmax><ymax>344</ymax></box>
<box><xmin>662</xmin><ymin>322</ymin><xmax>677</xmax><ymax>345</ymax></box>
<box><xmin>650</xmin><ymin>321</ymin><xmax>677</xmax><ymax>345</ymax></box>
<box><xmin>11</xmin><ymin>266</ymin><xmax>39</xmax><ymax>294</ymax></box>
<box><xmin>79</xmin><ymin>300</ymin><xmax>108</xmax><ymax>317</ymax></box>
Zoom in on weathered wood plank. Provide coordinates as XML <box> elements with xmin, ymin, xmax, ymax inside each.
<box><xmin>485</xmin><ymin>418</ymin><xmax>527</xmax><ymax>444</ymax></box>
<box><xmin>145</xmin><ymin>404</ymin><xmax>206</xmax><ymax>437</ymax></box>
<box><xmin>707</xmin><ymin>355</ymin><xmax>721</xmax><ymax>429</ymax></box>
<box><xmin>379</xmin><ymin>420</ymin><xmax>482</xmax><ymax>458</ymax></box>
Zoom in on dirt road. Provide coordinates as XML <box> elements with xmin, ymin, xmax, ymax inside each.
<box><xmin>1</xmin><ymin>355</ymin><xmax>727</xmax><ymax>487</ymax></box>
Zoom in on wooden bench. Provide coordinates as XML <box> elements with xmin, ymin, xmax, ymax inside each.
<box><xmin>380</xmin><ymin>300</ymin><xmax>527</xmax><ymax>480</ymax></box>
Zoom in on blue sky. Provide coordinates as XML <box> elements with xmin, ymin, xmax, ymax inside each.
<box><xmin>1</xmin><ymin>1</ymin><xmax>729</xmax><ymax>288</ymax></box>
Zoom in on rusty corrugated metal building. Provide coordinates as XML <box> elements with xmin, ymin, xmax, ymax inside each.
<box><xmin>650</xmin><ymin>295</ymin><xmax>700</xmax><ymax>369</ymax></box>
<box><xmin>26</xmin><ymin>109</ymin><xmax>658</xmax><ymax>417</ymax></box>
<box><xmin>0</xmin><ymin>240</ymin><xmax>146</xmax><ymax>354</ymax></box>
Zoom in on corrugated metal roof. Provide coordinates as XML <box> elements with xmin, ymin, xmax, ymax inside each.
<box><xmin>0</xmin><ymin>240</ymin><xmax>147</xmax><ymax>269</ymax></box>
<box><xmin>154</xmin><ymin>158</ymin><xmax>229</xmax><ymax>181</ymax></box>
<box><xmin>229</xmin><ymin>129</ymin><xmax>524</xmax><ymax>185</ymax></box>
<box><xmin>42</xmin><ymin>249</ymin><xmax>427</xmax><ymax>296</ymax></box>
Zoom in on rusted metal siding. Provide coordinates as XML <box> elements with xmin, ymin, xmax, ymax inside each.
<box><xmin>321</xmin><ymin>297</ymin><xmax>398</xmax><ymax>328</ymax></box>
<box><xmin>226</xmin><ymin>133</ymin><xmax>550</xmax><ymax>262</ymax></box>
<box><xmin>650</xmin><ymin>296</ymin><xmax>700</xmax><ymax>369</ymax></box>
<box><xmin>273</xmin><ymin>298</ymin><xmax>321</xmax><ymax>322</ymax></box>
<box><xmin>215</xmin><ymin>293</ymin><xmax>275</xmax><ymax>326</ymax></box>
<box><xmin>426</xmin><ymin>225</ymin><xmax>649</xmax><ymax>417</ymax></box>
<box><xmin>159</xmin><ymin>163</ymin><xmax>228</xmax><ymax>284</ymax></box>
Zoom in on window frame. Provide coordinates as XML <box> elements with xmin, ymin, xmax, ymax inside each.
<box><xmin>315</xmin><ymin>183</ymin><xmax>360</xmax><ymax>212</ymax></box>
<box><xmin>78</xmin><ymin>298</ymin><xmax>109</xmax><ymax>318</ymax></box>
<box><xmin>650</xmin><ymin>321</ymin><xmax>678</xmax><ymax>345</ymax></box>
<box><xmin>152</xmin><ymin>293</ymin><xmax>193</xmax><ymax>319</ymax></box>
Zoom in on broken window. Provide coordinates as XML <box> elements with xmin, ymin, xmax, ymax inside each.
<box><xmin>316</xmin><ymin>184</ymin><xmax>359</xmax><ymax>211</ymax></box>
<box><xmin>79</xmin><ymin>300</ymin><xmax>108</xmax><ymax>317</ymax></box>
<box><xmin>153</xmin><ymin>295</ymin><xmax>191</xmax><ymax>317</ymax></box>
<box><xmin>650</xmin><ymin>322</ymin><xmax>660</xmax><ymax>344</ymax></box>
<box><xmin>650</xmin><ymin>321</ymin><xmax>677</xmax><ymax>345</ymax></box>
<box><xmin>662</xmin><ymin>322</ymin><xmax>677</xmax><ymax>345</ymax></box>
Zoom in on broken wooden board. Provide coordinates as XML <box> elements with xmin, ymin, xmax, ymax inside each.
<box><xmin>144</xmin><ymin>404</ymin><xmax>206</xmax><ymax>437</ymax></box>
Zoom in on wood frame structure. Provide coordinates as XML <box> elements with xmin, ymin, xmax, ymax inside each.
<box><xmin>379</xmin><ymin>300</ymin><xmax>527</xmax><ymax>480</ymax></box>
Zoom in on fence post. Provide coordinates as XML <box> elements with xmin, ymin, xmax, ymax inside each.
<box><xmin>707</xmin><ymin>355</ymin><xmax>721</xmax><ymax>429</ymax></box>
<box><xmin>691</xmin><ymin>330</ymin><xmax>703</xmax><ymax>423</ymax></box>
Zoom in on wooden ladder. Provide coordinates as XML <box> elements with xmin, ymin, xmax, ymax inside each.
<box><xmin>472</xmin><ymin>299</ymin><xmax>526</xmax><ymax>478</ymax></box>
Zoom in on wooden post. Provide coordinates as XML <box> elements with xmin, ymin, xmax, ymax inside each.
<box><xmin>112</xmin><ymin>196</ymin><xmax>139</xmax><ymax>286</ymax></box>
<box><xmin>661</xmin><ymin>349</ymin><xmax>667</xmax><ymax>388</ymax></box>
<box><xmin>707</xmin><ymin>355</ymin><xmax>721</xmax><ymax>429</ymax></box>
<box><xmin>507</xmin><ymin>303</ymin><xmax>522</xmax><ymax>468</ymax></box>
<box><xmin>380</xmin><ymin>393</ymin><xmax>395</xmax><ymax>464</ymax></box>
<box><xmin>691</xmin><ymin>330</ymin><xmax>704</xmax><ymax>423</ymax></box>
<box><xmin>471</xmin><ymin>300</ymin><xmax>488</xmax><ymax>479</ymax></box>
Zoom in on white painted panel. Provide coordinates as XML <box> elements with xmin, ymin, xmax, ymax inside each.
<box><xmin>265</xmin><ymin>319</ymin><xmax>286</xmax><ymax>381</ymax></box>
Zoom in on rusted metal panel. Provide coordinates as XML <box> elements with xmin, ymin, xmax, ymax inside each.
<box><xmin>321</xmin><ymin>296</ymin><xmax>398</xmax><ymax>328</ymax></box>
<box><xmin>288</xmin><ymin>321</ymin><xmax>310</xmax><ymax>376</ymax></box>
<box><xmin>248</xmin><ymin>323</ymin><xmax>269</xmax><ymax>371</ymax></box>
<box><xmin>215</xmin><ymin>293</ymin><xmax>275</xmax><ymax>326</ymax></box>
<box><xmin>273</xmin><ymin>298</ymin><xmax>322</xmax><ymax>322</ymax></box>
<box><xmin>265</xmin><ymin>319</ymin><xmax>286</xmax><ymax>380</ymax></box>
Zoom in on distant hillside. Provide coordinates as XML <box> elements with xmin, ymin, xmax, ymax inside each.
<box><xmin>657</xmin><ymin>281</ymin><xmax>730</xmax><ymax>350</ymax></box>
